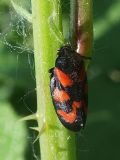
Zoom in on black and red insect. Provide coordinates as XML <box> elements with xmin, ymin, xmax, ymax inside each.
<box><xmin>49</xmin><ymin>44</ymin><xmax>88</xmax><ymax>131</ymax></box>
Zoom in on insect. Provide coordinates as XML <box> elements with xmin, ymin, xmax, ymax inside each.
<box><xmin>49</xmin><ymin>44</ymin><xmax>88</xmax><ymax>131</ymax></box>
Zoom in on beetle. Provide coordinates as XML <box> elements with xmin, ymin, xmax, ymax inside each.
<box><xmin>49</xmin><ymin>44</ymin><xmax>88</xmax><ymax>131</ymax></box>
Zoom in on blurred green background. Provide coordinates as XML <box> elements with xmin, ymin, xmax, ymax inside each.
<box><xmin>0</xmin><ymin>0</ymin><xmax>120</xmax><ymax>160</ymax></box>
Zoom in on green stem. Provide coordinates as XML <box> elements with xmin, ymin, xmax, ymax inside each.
<box><xmin>31</xmin><ymin>0</ymin><xmax>76</xmax><ymax>160</ymax></box>
<box><xmin>70</xmin><ymin>0</ymin><xmax>93</xmax><ymax>68</ymax></box>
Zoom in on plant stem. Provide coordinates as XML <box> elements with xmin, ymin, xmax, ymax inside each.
<box><xmin>70</xmin><ymin>0</ymin><xmax>93</xmax><ymax>68</ymax></box>
<box><xmin>31</xmin><ymin>0</ymin><xmax>76</xmax><ymax>160</ymax></box>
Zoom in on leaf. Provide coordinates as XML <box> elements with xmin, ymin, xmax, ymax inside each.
<box><xmin>0</xmin><ymin>102</ymin><xmax>27</xmax><ymax>160</ymax></box>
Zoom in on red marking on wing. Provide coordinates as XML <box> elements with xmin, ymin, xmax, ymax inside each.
<box><xmin>55</xmin><ymin>68</ymin><xmax>73</xmax><ymax>87</ymax></box>
<box><xmin>53</xmin><ymin>88</ymin><xmax>70</xmax><ymax>102</ymax></box>
<box><xmin>72</xmin><ymin>101</ymin><xmax>82</xmax><ymax>108</ymax></box>
<box><xmin>57</xmin><ymin>101</ymin><xmax>82</xmax><ymax>123</ymax></box>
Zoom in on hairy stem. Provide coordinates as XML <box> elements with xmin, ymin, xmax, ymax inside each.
<box><xmin>31</xmin><ymin>0</ymin><xmax>76</xmax><ymax>160</ymax></box>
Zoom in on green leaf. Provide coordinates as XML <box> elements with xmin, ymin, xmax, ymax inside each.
<box><xmin>0</xmin><ymin>102</ymin><xmax>27</xmax><ymax>160</ymax></box>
